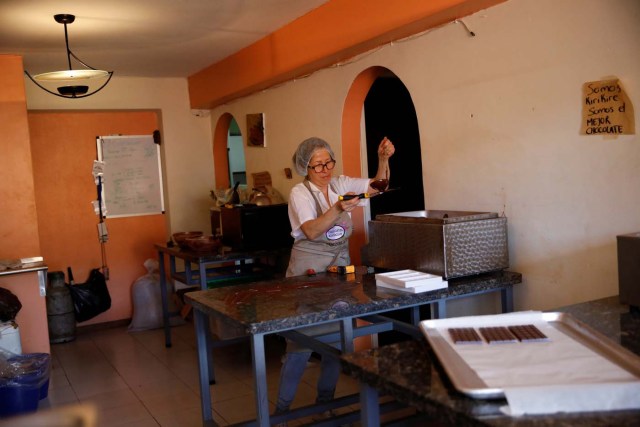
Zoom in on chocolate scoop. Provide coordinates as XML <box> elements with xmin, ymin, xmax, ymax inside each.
<box><xmin>370</xmin><ymin>179</ymin><xmax>389</xmax><ymax>192</ymax></box>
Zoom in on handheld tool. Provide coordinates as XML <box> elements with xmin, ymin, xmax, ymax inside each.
<box><xmin>327</xmin><ymin>265</ymin><xmax>355</xmax><ymax>274</ymax></box>
<box><xmin>338</xmin><ymin>187</ymin><xmax>399</xmax><ymax>201</ymax></box>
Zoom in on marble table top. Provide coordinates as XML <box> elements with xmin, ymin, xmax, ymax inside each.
<box><xmin>185</xmin><ymin>270</ymin><xmax>521</xmax><ymax>335</ymax></box>
<box><xmin>340</xmin><ymin>296</ymin><xmax>640</xmax><ymax>426</ymax></box>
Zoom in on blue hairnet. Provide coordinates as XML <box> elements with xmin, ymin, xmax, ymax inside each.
<box><xmin>292</xmin><ymin>137</ymin><xmax>335</xmax><ymax>176</ymax></box>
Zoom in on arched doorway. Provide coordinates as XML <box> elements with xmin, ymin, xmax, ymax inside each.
<box><xmin>342</xmin><ymin>67</ymin><xmax>424</xmax><ymax>264</ymax></box>
<box><xmin>212</xmin><ymin>113</ymin><xmax>245</xmax><ymax>190</ymax></box>
<box><xmin>227</xmin><ymin>117</ymin><xmax>246</xmax><ymax>188</ymax></box>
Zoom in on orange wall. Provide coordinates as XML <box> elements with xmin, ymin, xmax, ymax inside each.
<box><xmin>0</xmin><ymin>56</ymin><xmax>40</xmax><ymax>258</ymax></box>
<box><xmin>188</xmin><ymin>0</ymin><xmax>505</xmax><ymax>109</ymax></box>
<box><xmin>28</xmin><ymin>111</ymin><xmax>167</xmax><ymax>325</ymax></box>
<box><xmin>0</xmin><ymin>55</ymin><xmax>48</xmax><ymax>353</ymax></box>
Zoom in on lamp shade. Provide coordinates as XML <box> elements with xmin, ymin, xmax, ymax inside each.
<box><xmin>33</xmin><ymin>69</ymin><xmax>111</xmax><ymax>81</ymax></box>
<box><xmin>24</xmin><ymin>14</ymin><xmax>113</xmax><ymax>99</ymax></box>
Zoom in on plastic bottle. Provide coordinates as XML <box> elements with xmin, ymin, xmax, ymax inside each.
<box><xmin>231</xmin><ymin>182</ymin><xmax>241</xmax><ymax>205</ymax></box>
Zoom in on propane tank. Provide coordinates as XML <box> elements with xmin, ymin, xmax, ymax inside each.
<box><xmin>45</xmin><ymin>271</ymin><xmax>76</xmax><ymax>344</ymax></box>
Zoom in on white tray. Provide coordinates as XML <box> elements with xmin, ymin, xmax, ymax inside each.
<box><xmin>420</xmin><ymin>312</ymin><xmax>640</xmax><ymax>399</ymax></box>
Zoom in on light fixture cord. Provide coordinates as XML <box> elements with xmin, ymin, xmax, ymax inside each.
<box><xmin>61</xmin><ymin>20</ymin><xmax>98</xmax><ymax>71</ymax></box>
<box><xmin>63</xmin><ymin>21</ymin><xmax>73</xmax><ymax>70</ymax></box>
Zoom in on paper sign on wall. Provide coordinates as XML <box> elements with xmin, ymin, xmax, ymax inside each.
<box><xmin>581</xmin><ymin>79</ymin><xmax>635</xmax><ymax>135</ymax></box>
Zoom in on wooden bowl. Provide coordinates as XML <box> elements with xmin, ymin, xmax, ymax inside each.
<box><xmin>173</xmin><ymin>231</ymin><xmax>203</xmax><ymax>249</ymax></box>
<box><xmin>184</xmin><ymin>235</ymin><xmax>221</xmax><ymax>253</ymax></box>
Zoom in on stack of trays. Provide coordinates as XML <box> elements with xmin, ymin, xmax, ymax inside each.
<box><xmin>375</xmin><ymin>269</ymin><xmax>448</xmax><ymax>293</ymax></box>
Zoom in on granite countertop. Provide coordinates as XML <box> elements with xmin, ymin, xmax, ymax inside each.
<box><xmin>555</xmin><ymin>296</ymin><xmax>640</xmax><ymax>356</ymax></box>
<box><xmin>185</xmin><ymin>270</ymin><xmax>522</xmax><ymax>335</ymax></box>
<box><xmin>340</xmin><ymin>296</ymin><xmax>640</xmax><ymax>426</ymax></box>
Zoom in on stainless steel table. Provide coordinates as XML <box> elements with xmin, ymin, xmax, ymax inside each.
<box><xmin>185</xmin><ymin>270</ymin><xmax>522</xmax><ymax>426</ymax></box>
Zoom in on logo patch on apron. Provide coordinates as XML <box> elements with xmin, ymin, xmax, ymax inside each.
<box><xmin>326</xmin><ymin>225</ymin><xmax>346</xmax><ymax>240</ymax></box>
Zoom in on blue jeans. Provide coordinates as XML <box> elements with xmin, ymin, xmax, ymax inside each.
<box><xmin>275</xmin><ymin>351</ymin><xmax>341</xmax><ymax>413</ymax></box>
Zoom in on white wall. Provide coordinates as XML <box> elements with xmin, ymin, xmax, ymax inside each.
<box><xmin>209</xmin><ymin>0</ymin><xmax>640</xmax><ymax>313</ymax></box>
<box><xmin>25</xmin><ymin>76</ymin><xmax>214</xmax><ymax>236</ymax></box>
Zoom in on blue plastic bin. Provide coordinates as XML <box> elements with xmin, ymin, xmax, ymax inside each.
<box><xmin>0</xmin><ymin>353</ymin><xmax>51</xmax><ymax>418</ymax></box>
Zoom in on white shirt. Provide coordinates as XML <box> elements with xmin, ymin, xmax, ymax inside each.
<box><xmin>288</xmin><ymin>175</ymin><xmax>371</xmax><ymax>240</ymax></box>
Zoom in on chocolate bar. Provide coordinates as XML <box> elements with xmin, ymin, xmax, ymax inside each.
<box><xmin>479</xmin><ymin>326</ymin><xmax>518</xmax><ymax>344</ymax></box>
<box><xmin>508</xmin><ymin>324</ymin><xmax>549</xmax><ymax>342</ymax></box>
<box><xmin>449</xmin><ymin>327</ymin><xmax>483</xmax><ymax>344</ymax></box>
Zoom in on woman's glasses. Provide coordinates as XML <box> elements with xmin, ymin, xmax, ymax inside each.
<box><xmin>308</xmin><ymin>159</ymin><xmax>336</xmax><ymax>173</ymax></box>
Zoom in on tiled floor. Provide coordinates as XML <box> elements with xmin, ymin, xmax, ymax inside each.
<box><xmin>34</xmin><ymin>321</ymin><xmax>363</xmax><ymax>426</ymax></box>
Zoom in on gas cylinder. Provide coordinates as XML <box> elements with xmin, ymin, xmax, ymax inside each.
<box><xmin>45</xmin><ymin>271</ymin><xmax>76</xmax><ymax>343</ymax></box>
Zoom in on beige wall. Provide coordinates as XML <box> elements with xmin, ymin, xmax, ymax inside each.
<box><xmin>207</xmin><ymin>0</ymin><xmax>640</xmax><ymax>313</ymax></box>
<box><xmin>24</xmin><ymin>0</ymin><xmax>640</xmax><ymax>315</ymax></box>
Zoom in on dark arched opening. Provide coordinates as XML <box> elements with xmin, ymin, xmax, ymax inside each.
<box><xmin>365</xmin><ymin>75</ymin><xmax>425</xmax><ymax>219</ymax></box>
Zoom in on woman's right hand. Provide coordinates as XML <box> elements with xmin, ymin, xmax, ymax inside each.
<box><xmin>300</xmin><ymin>193</ymin><xmax>360</xmax><ymax>239</ymax></box>
<box><xmin>337</xmin><ymin>193</ymin><xmax>360</xmax><ymax>212</ymax></box>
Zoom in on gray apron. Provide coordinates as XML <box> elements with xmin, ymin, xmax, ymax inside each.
<box><xmin>286</xmin><ymin>180</ymin><xmax>353</xmax><ymax>277</ymax></box>
<box><xmin>285</xmin><ymin>180</ymin><xmax>354</xmax><ymax>351</ymax></box>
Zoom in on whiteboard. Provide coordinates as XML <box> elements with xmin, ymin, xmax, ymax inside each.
<box><xmin>97</xmin><ymin>135</ymin><xmax>165</xmax><ymax>218</ymax></box>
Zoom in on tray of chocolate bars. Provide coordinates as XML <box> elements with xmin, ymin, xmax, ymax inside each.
<box><xmin>419</xmin><ymin>312</ymin><xmax>640</xmax><ymax>399</ymax></box>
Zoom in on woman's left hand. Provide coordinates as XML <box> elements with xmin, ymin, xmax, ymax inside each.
<box><xmin>378</xmin><ymin>137</ymin><xmax>395</xmax><ymax>160</ymax></box>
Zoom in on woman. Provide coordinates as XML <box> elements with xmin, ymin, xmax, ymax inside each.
<box><xmin>286</xmin><ymin>136</ymin><xmax>394</xmax><ymax>276</ymax></box>
<box><xmin>274</xmin><ymin>136</ymin><xmax>395</xmax><ymax>420</ymax></box>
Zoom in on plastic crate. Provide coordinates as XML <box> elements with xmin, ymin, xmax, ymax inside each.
<box><xmin>0</xmin><ymin>353</ymin><xmax>50</xmax><ymax>418</ymax></box>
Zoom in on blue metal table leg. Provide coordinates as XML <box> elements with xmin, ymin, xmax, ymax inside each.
<box><xmin>251</xmin><ymin>333</ymin><xmax>270</xmax><ymax>427</ymax></box>
<box><xmin>185</xmin><ymin>261</ymin><xmax>193</xmax><ymax>285</ymax></box>
<box><xmin>360</xmin><ymin>383</ymin><xmax>380</xmax><ymax>426</ymax></box>
<box><xmin>194</xmin><ymin>309</ymin><xmax>214</xmax><ymax>424</ymax></box>
<box><xmin>501</xmin><ymin>285</ymin><xmax>514</xmax><ymax>312</ymax></box>
<box><xmin>341</xmin><ymin>318</ymin><xmax>354</xmax><ymax>353</ymax></box>
<box><xmin>431</xmin><ymin>299</ymin><xmax>446</xmax><ymax>319</ymax></box>
<box><xmin>409</xmin><ymin>306</ymin><xmax>420</xmax><ymax>325</ymax></box>
<box><xmin>199</xmin><ymin>262</ymin><xmax>216</xmax><ymax>384</ymax></box>
<box><xmin>158</xmin><ymin>250</ymin><xmax>172</xmax><ymax>348</ymax></box>
<box><xmin>198</xmin><ymin>262</ymin><xmax>207</xmax><ymax>290</ymax></box>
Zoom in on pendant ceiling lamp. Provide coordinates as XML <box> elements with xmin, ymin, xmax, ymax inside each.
<box><xmin>24</xmin><ymin>14</ymin><xmax>113</xmax><ymax>99</ymax></box>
